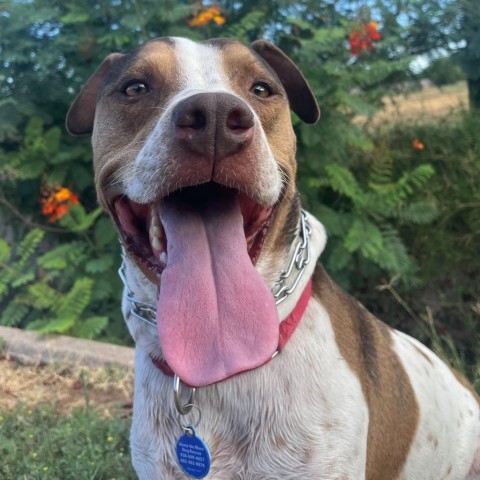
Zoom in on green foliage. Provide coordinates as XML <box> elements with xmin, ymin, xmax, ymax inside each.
<box><xmin>0</xmin><ymin>0</ymin><xmax>477</xmax><ymax>373</ymax></box>
<box><xmin>0</xmin><ymin>403</ymin><xmax>135</xmax><ymax>479</ymax></box>
<box><xmin>0</xmin><ymin>221</ymin><xmax>122</xmax><ymax>340</ymax></box>
<box><xmin>355</xmin><ymin>111</ymin><xmax>480</xmax><ymax>379</ymax></box>
<box><xmin>421</xmin><ymin>56</ymin><xmax>466</xmax><ymax>87</ymax></box>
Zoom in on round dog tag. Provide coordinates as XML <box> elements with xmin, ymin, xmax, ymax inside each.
<box><xmin>176</xmin><ymin>426</ymin><xmax>211</xmax><ymax>479</ymax></box>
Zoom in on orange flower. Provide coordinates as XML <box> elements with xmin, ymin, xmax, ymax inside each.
<box><xmin>349</xmin><ymin>21</ymin><xmax>381</xmax><ymax>56</ymax></box>
<box><xmin>40</xmin><ymin>185</ymin><xmax>79</xmax><ymax>223</ymax></box>
<box><xmin>412</xmin><ymin>138</ymin><xmax>425</xmax><ymax>151</ymax></box>
<box><xmin>189</xmin><ymin>6</ymin><xmax>225</xmax><ymax>27</ymax></box>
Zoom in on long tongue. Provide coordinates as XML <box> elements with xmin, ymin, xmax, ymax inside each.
<box><xmin>157</xmin><ymin>188</ymin><xmax>279</xmax><ymax>387</ymax></box>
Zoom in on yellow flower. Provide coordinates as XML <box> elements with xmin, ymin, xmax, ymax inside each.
<box><xmin>107</xmin><ymin>435</ymin><xmax>114</xmax><ymax>443</ymax></box>
<box><xmin>189</xmin><ymin>6</ymin><xmax>226</xmax><ymax>27</ymax></box>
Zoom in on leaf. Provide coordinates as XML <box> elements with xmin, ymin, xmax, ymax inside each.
<box><xmin>11</xmin><ymin>271</ymin><xmax>35</xmax><ymax>288</ymax></box>
<box><xmin>17</xmin><ymin>229</ymin><xmax>45</xmax><ymax>266</ymax></box>
<box><xmin>60</xmin><ymin>12</ymin><xmax>89</xmax><ymax>24</ymax></box>
<box><xmin>344</xmin><ymin>218</ymin><xmax>383</xmax><ymax>258</ymax></box>
<box><xmin>59</xmin><ymin>205</ymin><xmax>103</xmax><ymax>232</ymax></box>
<box><xmin>37</xmin><ymin>241</ymin><xmax>86</xmax><ymax>270</ymax></box>
<box><xmin>325</xmin><ymin>164</ymin><xmax>363</xmax><ymax>201</ymax></box>
<box><xmin>94</xmin><ymin>217</ymin><xmax>118</xmax><ymax>247</ymax></box>
<box><xmin>0</xmin><ymin>239</ymin><xmax>11</xmax><ymax>262</ymax></box>
<box><xmin>54</xmin><ymin>278</ymin><xmax>93</xmax><ymax>319</ymax></box>
<box><xmin>395</xmin><ymin>201</ymin><xmax>438</xmax><ymax>224</ymax></box>
<box><xmin>0</xmin><ymin>303</ymin><xmax>29</xmax><ymax>327</ymax></box>
<box><xmin>27</xmin><ymin>283</ymin><xmax>58</xmax><ymax>309</ymax></box>
<box><xmin>71</xmin><ymin>316</ymin><xmax>109</xmax><ymax>339</ymax></box>
<box><xmin>85</xmin><ymin>255</ymin><xmax>114</xmax><ymax>274</ymax></box>
<box><xmin>36</xmin><ymin>317</ymin><xmax>76</xmax><ymax>334</ymax></box>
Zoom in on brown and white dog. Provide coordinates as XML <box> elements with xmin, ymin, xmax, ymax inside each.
<box><xmin>66</xmin><ymin>37</ymin><xmax>480</xmax><ymax>479</ymax></box>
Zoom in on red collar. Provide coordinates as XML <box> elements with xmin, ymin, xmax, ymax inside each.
<box><xmin>151</xmin><ymin>277</ymin><xmax>312</xmax><ymax>380</ymax></box>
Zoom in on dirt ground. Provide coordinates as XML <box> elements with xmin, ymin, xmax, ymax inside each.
<box><xmin>358</xmin><ymin>81</ymin><xmax>468</xmax><ymax>126</ymax></box>
<box><xmin>0</xmin><ymin>353</ymin><xmax>133</xmax><ymax>416</ymax></box>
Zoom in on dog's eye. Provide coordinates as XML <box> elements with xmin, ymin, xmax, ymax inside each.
<box><xmin>251</xmin><ymin>83</ymin><xmax>272</xmax><ymax>98</ymax></box>
<box><xmin>125</xmin><ymin>82</ymin><xmax>149</xmax><ymax>97</ymax></box>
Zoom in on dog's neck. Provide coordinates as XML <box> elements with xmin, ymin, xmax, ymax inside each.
<box><xmin>256</xmin><ymin>210</ymin><xmax>326</xmax><ymax>321</ymax></box>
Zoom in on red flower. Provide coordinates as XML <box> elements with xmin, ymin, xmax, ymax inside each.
<box><xmin>350</xmin><ymin>21</ymin><xmax>381</xmax><ymax>56</ymax></box>
<box><xmin>412</xmin><ymin>138</ymin><xmax>425</xmax><ymax>151</ymax></box>
<box><xmin>40</xmin><ymin>185</ymin><xmax>79</xmax><ymax>223</ymax></box>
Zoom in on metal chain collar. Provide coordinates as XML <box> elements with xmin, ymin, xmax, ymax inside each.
<box><xmin>118</xmin><ymin>210</ymin><xmax>311</xmax><ymax>418</ymax></box>
<box><xmin>117</xmin><ymin>209</ymin><xmax>311</xmax><ymax>327</ymax></box>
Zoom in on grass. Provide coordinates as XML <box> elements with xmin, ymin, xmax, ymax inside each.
<box><xmin>0</xmin><ymin>402</ymin><xmax>136</xmax><ymax>479</ymax></box>
<box><xmin>0</xmin><ymin>357</ymin><xmax>136</xmax><ymax>479</ymax></box>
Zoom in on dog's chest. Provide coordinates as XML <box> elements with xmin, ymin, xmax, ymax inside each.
<box><xmin>131</xmin><ymin>303</ymin><xmax>370</xmax><ymax>480</ymax></box>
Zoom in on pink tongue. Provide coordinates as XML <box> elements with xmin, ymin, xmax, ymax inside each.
<box><xmin>157</xmin><ymin>189</ymin><xmax>279</xmax><ymax>387</ymax></box>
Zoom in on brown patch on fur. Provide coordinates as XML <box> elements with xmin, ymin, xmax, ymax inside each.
<box><xmin>90</xmin><ymin>39</ymin><xmax>179</xmax><ymax>208</ymax></box>
<box><xmin>313</xmin><ymin>265</ymin><xmax>419</xmax><ymax>480</ymax></box>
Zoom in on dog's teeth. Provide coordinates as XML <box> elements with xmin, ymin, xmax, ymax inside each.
<box><xmin>150</xmin><ymin>225</ymin><xmax>161</xmax><ymax>238</ymax></box>
<box><xmin>150</xmin><ymin>208</ymin><xmax>160</xmax><ymax>228</ymax></box>
<box><xmin>151</xmin><ymin>237</ymin><xmax>162</xmax><ymax>251</ymax></box>
<box><xmin>159</xmin><ymin>252</ymin><xmax>167</xmax><ymax>264</ymax></box>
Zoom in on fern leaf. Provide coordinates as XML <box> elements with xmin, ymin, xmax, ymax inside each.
<box><xmin>0</xmin><ymin>302</ymin><xmax>30</xmax><ymax>327</ymax></box>
<box><xmin>377</xmin><ymin>226</ymin><xmax>413</xmax><ymax>274</ymax></box>
<box><xmin>325</xmin><ymin>164</ymin><xmax>363</xmax><ymax>202</ymax></box>
<box><xmin>85</xmin><ymin>255</ymin><xmax>114</xmax><ymax>274</ymax></box>
<box><xmin>59</xmin><ymin>205</ymin><xmax>103</xmax><ymax>232</ymax></box>
<box><xmin>37</xmin><ymin>242</ymin><xmax>87</xmax><ymax>270</ymax></box>
<box><xmin>11</xmin><ymin>271</ymin><xmax>35</xmax><ymax>288</ymax></box>
<box><xmin>27</xmin><ymin>282</ymin><xmax>58</xmax><ymax>309</ymax></box>
<box><xmin>344</xmin><ymin>218</ymin><xmax>384</xmax><ymax>259</ymax></box>
<box><xmin>0</xmin><ymin>239</ymin><xmax>11</xmax><ymax>262</ymax></box>
<box><xmin>225</xmin><ymin>11</ymin><xmax>266</xmax><ymax>40</ymax></box>
<box><xmin>17</xmin><ymin>229</ymin><xmax>45</xmax><ymax>266</ymax></box>
<box><xmin>54</xmin><ymin>277</ymin><xmax>93</xmax><ymax>319</ymax></box>
<box><xmin>71</xmin><ymin>316</ymin><xmax>109</xmax><ymax>339</ymax></box>
<box><xmin>36</xmin><ymin>316</ymin><xmax>75</xmax><ymax>334</ymax></box>
<box><xmin>395</xmin><ymin>201</ymin><xmax>438</xmax><ymax>224</ymax></box>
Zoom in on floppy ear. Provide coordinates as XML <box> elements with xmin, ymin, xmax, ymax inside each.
<box><xmin>250</xmin><ymin>40</ymin><xmax>320</xmax><ymax>124</ymax></box>
<box><xmin>66</xmin><ymin>53</ymin><xmax>124</xmax><ymax>135</ymax></box>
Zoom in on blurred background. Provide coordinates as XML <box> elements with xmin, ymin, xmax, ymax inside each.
<box><xmin>1</xmin><ymin>0</ymin><xmax>478</xmax><ymax>381</ymax></box>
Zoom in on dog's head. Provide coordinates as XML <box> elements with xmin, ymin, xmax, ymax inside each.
<box><xmin>66</xmin><ymin>37</ymin><xmax>319</xmax><ymax>386</ymax></box>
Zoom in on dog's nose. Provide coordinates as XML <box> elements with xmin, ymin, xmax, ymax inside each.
<box><xmin>173</xmin><ymin>93</ymin><xmax>254</xmax><ymax>160</ymax></box>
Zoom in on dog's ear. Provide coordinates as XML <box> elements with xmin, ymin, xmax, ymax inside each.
<box><xmin>66</xmin><ymin>53</ymin><xmax>124</xmax><ymax>135</ymax></box>
<box><xmin>251</xmin><ymin>40</ymin><xmax>320</xmax><ymax>124</ymax></box>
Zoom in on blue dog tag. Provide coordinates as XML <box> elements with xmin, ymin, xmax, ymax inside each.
<box><xmin>176</xmin><ymin>426</ymin><xmax>211</xmax><ymax>479</ymax></box>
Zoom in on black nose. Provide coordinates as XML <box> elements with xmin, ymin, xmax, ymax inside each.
<box><xmin>173</xmin><ymin>92</ymin><xmax>254</xmax><ymax>159</ymax></box>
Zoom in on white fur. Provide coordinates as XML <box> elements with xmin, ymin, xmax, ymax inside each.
<box><xmin>126</xmin><ymin>218</ymin><xmax>371</xmax><ymax>479</ymax></box>
<box><xmin>393</xmin><ymin>332</ymin><xmax>480</xmax><ymax>479</ymax></box>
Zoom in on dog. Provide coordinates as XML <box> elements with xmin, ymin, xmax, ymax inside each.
<box><xmin>66</xmin><ymin>37</ymin><xmax>480</xmax><ymax>479</ymax></box>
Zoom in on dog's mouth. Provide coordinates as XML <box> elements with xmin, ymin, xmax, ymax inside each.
<box><xmin>113</xmin><ymin>182</ymin><xmax>274</xmax><ymax>282</ymax></box>
<box><xmin>112</xmin><ymin>182</ymin><xmax>280</xmax><ymax>387</ymax></box>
